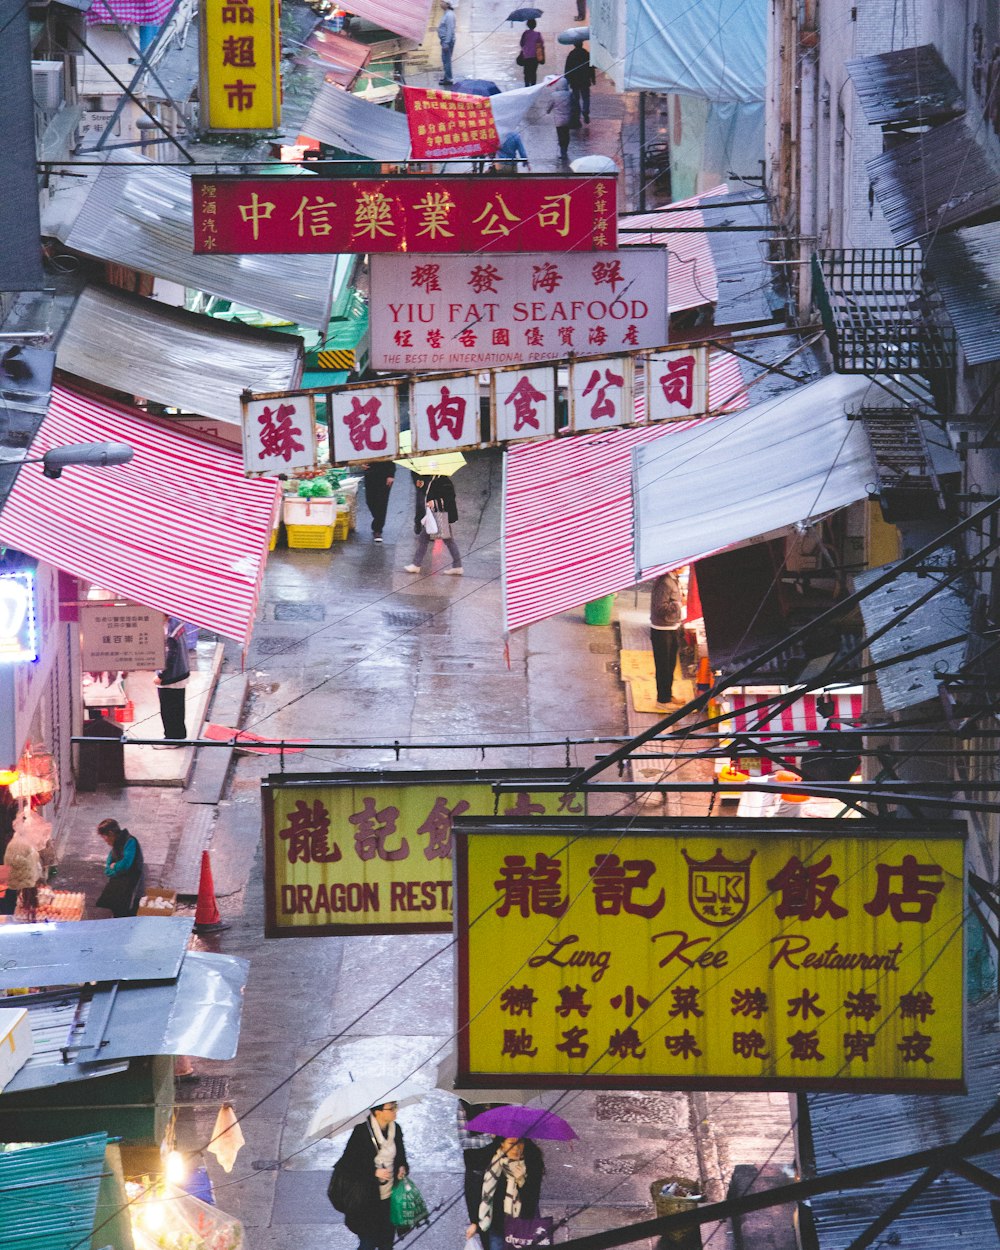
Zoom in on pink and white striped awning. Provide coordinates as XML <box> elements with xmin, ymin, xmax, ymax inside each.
<box><xmin>619</xmin><ymin>185</ymin><xmax>728</xmax><ymax>313</ymax></box>
<box><xmin>502</xmin><ymin>352</ymin><xmax>747</xmax><ymax>632</ymax></box>
<box><xmin>725</xmin><ymin>691</ymin><xmax>864</xmax><ymax>775</ymax></box>
<box><xmin>0</xmin><ymin>386</ymin><xmax>279</xmax><ymax>645</ymax></box>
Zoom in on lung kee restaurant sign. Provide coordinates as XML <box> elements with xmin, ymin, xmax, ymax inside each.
<box><xmin>456</xmin><ymin>817</ymin><xmax>966</xmax><ymax>1091</ymax></box>
<box><xmin>370</xmin><ymin>251</ymin><xmax>668</xmax><ymax>371</ymax></box>
<box><xmin>262</xmin><ymin>771</ymin><xmax>585</xmax><ymax>937</ymax></box>
<box><xmin>192</xmin><ymin>176</ymin><xmax>616</xmax><ymax>254</ymax></box>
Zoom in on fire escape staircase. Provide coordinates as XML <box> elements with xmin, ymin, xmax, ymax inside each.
<box><xmin>853</xmin><ymin>406</ymin><xmax>947</xmax><ymax>521</ymax></box>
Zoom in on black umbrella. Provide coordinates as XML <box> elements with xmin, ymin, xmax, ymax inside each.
<box><xmin>452</xmin><ymin>77</ymin><xmax>501</xmax><ymax>96</ymax></box>
<box><xmin>507</xmin><ymin>6</ymin><xmax>543</xmax><ymax>20</ymax></box>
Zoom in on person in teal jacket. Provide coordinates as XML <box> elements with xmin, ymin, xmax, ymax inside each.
<box><xmin>96</xmin><ymin>817</ymin><xmax>145</xmax><ymax>917</ymax></box>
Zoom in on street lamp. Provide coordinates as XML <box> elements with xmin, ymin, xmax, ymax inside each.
<box><xmin>7</xmin><ymin>441</ymin><xmax>135</xmax><ymax>479</ymax></box>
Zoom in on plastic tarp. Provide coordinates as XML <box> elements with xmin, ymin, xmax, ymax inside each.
<box><xmin>633</xmin><ymin>374</ymin><xmax>875</xmax><ymax>576</ymax></box>
<box><xmin>57</xmin><ymin>286</ymin><xmax>304</xmax><ymax>424</ymax></box>
<box><xmin>64</xmin><ymin>155</ymin><xmax>337</xmax><ymax>330</ymax></box>
<box><xmin>595</xmin><ymin>0</ymin><xmax>766</xmax><ymax>100</ymax></box>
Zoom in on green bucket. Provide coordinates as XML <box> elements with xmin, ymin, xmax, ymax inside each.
<box><xmin>584</xmin><ymin>594</ymin><xmax>616</xmax><ymax>626</ymax></box>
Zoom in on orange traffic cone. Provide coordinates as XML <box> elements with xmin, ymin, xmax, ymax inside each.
<box><xmin>193</xmin><ymin>851</ymin><xmax>229</xmax><ymax>933</ymax></box>
<box><xmin>696</xmin><ymin>656</ymin><xmax>713</xmax><ymax>694</ymax></box>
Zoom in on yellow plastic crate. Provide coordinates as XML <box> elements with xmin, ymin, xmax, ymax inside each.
<box><xmin>332</xmin><ymin>511</ymin><xmax>350</xmax><ymax>541</ymax></box>
<box><xmin>269</xmin><ymin>526</ymin><xmax>279</xmax><ymax>551</ymax></box>
<box><xmin>286</xmin><ymin>523</ymin><xmax>334</xmax><ymax>549</ymax></box>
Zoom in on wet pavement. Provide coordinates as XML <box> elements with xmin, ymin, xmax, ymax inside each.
<box><xmin>52</xmin><ymin>452</ymin><xmax>795</xmax><ymax>1248</ymax></box>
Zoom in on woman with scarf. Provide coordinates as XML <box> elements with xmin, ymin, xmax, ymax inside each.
<box><xmin>338</xmin><ymin>1102</ymin><xmax>409</xmax><ymax>1250</ymax></box>
<box><xmin>464</xmin><ymin>1136</ymin><xmax>544</xmax><ymax>1248</ymax></box>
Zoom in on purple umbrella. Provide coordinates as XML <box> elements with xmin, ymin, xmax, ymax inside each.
<box><xmin>464</xmin><ymin>1104</ymin><xmax>577</xmax><ymax>1141</ymax></box>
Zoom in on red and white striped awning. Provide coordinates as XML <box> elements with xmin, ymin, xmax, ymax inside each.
<box><xmin>724</xmin><ymin>691</ymin><xmax>864</xmax><ymax>775</ymax></box>
<box><xmin>619</xmin><ymin>185</ymin><xmax>728</xmax><ymax>313</ymax></box>
<box><xmin>502</xmin><ymin>352</ymin><xmax>747</xmax><ymax>632</ymax></box>
<box><xmin>0</xmin><ymin>386</ymin><xmax>279</xmax><ymax>645</ymax></box>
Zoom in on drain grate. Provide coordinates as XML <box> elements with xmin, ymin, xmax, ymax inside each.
<box><xmin>382</xmin><ymin>609</ymin><xmax>435</xmax><ymax>628</ymax></box>
<box><xmin>251</xmin><ymin>636</ymin><xmax>307</xmax><ymax>656</ymax></box>
<box><xmin>176</xmin><ymin>1076</ymin><xmax>231</xmax><ymax>1101</ymax></box>
<box><xmin>595</xmin><ymin>1093</ymin><xmax>675</xmax><ymax>1123</ymax></box>
<box><xmin>274</xmin><ymin>602</ymin><xmax>326</xmax><ymax>622</ymax></box>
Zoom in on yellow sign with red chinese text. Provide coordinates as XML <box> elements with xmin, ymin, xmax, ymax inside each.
<box><xmin>262</xmin><ymin>771</ymin><xmax>585</xmax><ymax>937</ymax></box>
<box><xmin>200</xmin><ymin>0</ymin><xmax>280</xmax><ymax>132</ymax></box>
<box><xmin>456</xmin><ymin>818</ymin><xmax>966</xmax><ymax>1091</ymax></box>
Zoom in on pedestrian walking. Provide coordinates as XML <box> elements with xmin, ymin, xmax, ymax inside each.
<box><xmin>517</xmin><ymin>18</ymin><xmax>545</xmax><ymax>87</ymax></box>
<box><xmin>336</xmin><ymin>1102</ymin><xmax>409</xmax><ymax>1250</ymax></box>
<box><xmin>565</xmin><ymin>40</ymin><xmax>595</xmax><ymax>126</ymax></box>
<box><xmin>362</xmin><ymin>460</ymin><xmax>395</xmax><ymax>542</ymax></box>
<box><xmin>404</xmin><ymin>473</ymin><xmax>463</xmax><ymax>575</ymax></box>
<box><xmin>495</xmin><ymin>130</ymin><xmax>529</xmax><ymax>171</ymax></box>
<box><xmin>95</xmin><ymin>818</ymin><xmax>146</xmax><ymax>918</ymax></box>
<box><xmin>155</xmin><ymin>617</ymin><xmax>190</xmax><ymax>743</ymax></box>
<box><xmin>464</xmin><ymin>1136</ymin><xmax>545</xmax><ymax>1249</ymax></box>
<box><xmin>0</xmin><ymin>828</ymin><xmax>43</xmax><ymax>917</ymax></box>
<box><xmin>574</xmin><ymin>0</ymin><xmax>586</xmax><ymax>19</ymax></box>
<box><xmin>546</xmin><ymin>77</ymin><xmax>573</xmax><ymax>161</ymax></box>
<box><xmin>649</xmin><ymin>571</ymin><xmax>684</xmax><ymax>706</ymax></box>
<box><xmin>437</xmin><ymin>0</ymin><xmax>456</xmax><ymax>85</ymax></box>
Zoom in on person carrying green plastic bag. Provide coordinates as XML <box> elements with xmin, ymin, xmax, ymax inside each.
<box><xmin>389</xmin><ymin>1175</ymin><xmax>430</xmax><ymax>1234</ymax></box>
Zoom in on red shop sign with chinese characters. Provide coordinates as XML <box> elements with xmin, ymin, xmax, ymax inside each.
<box><xmin>191</xmin><ymin>175</ymin><xmax>617</xmax><ymax>254</ymax></box>
<box><xmin>402</xmin><ymin>85</ymin><xmax>499</xmax><ymax>159</ymax></box>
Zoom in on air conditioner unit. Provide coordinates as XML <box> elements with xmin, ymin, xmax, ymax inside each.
<box><xmin>31</xmin><ymin>61</ymin><xmax>65</xmax><ymax>111</ymax></box>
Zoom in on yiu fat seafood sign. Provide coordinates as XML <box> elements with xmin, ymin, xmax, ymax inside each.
<box><xmin>455</xmin><ymin>817</ymin><xmax>966</xmax><ymax>1092</ymax></box>
<box><xmin>369</xmin><ymin>251</ymin><xmax>668</xmax><ymax>371</ymax></box>
<box><xmin>262</xmin><ymin>770</ymin><xmax>585</xmax><ymax>937</ymax></box>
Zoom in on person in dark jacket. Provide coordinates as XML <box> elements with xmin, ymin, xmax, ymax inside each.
<box><xmin>564</xmin><ymin>41</ymin><xmax>595</xmax><ymax>126</ymax></box>
<box><xmin>337</xmin><ymin>1102</ymin><xmax>409</xmax><ymax>1250</ymax></box>
<box><xmin>649</xmin><ymin>572</ymin><xmax>684</xmax><ymax>706</ymax></box>
<box><xmin>156</xmin><ymin>617</ymin><xmax>190</xmax><ymax>742</ymax></box>
<box><xmin>404</xmin><ymin>473</ymin><xmax>463</xmax><ymax>575</ymax></box>
<box><xmin>362</xmin><ymin>461</ymin><xmax>396</xmax><ymax>542</ymax></box>
<box><xmin>95</xmin><ymin>818</ymin><xmax>145</xmax><ymax>917</ymax></box>
<box><xmin>464</xmin><ymin>1137</ymin><xmax>544</xmax><ymax>1249</ymax></box>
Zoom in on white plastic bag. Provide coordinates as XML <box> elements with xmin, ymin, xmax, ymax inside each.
<box><xmin>422</xmin><ymin>505</ymin><xmax>439</xmax><ymax>536</ymax></box>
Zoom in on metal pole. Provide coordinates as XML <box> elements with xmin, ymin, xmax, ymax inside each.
<box><xmin>638</xmin><ymin>91</ymin><xmax>646</xmax><ymax>213</ymax></box>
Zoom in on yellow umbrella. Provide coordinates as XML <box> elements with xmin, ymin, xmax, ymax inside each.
<box><xmin>393</xmin><ymin>430</ymin><xmax>467</xmax><ymax>477</ymax></box>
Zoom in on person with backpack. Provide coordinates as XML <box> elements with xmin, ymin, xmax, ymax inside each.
<box><xmin>649</xmin><ymin>571</ymin><xmax>685</xmax><ymax>706</ymax></box>
<box><xmin>330</xmin><ymin>1102</ymin><xmax>409</xmax><ymax>1250</ymax></box>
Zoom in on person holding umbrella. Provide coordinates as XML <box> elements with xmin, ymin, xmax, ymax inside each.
<box><xmin>404</xmin><ymin>472</ymin><xmax>463</xmax><ymax>575</ymax></box>
<box><xmin>564</xmin><ymin>37</ymin><xmax>595</xmax><ymax>127</ymax></box>
<box><xmin>336</xmin><ymin>1101</ymin><xmax>409</xmax><ymax>1250</ymax></box>
<box><xmin>517</xmin><ymin>18</ymin><xmax>545</xmax><ymax>86</ymax></box>
<box><xmin>464</xmin><ymin>1136</ymin><xmax>545</xmax><ymax>1249</ymax></box>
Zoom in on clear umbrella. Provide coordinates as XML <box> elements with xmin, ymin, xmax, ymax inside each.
<box><xmin>306</xmin><ymin>1075</ymin><xmax>431</xmax><ymax>1141</ymax></box>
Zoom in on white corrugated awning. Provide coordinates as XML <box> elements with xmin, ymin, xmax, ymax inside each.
<box><xmin>345</xmin><ymin>0</ymin><xmax>432</xmax><ymax>41</ymax></box>
<box><xmin>57</xmin><ymin>286</ymin><xmax>304</xmax><ymax>423</ymax></box>
<box><xmin>64</xmin><ymin>156</ymin><xmax>338</xmax><ymax>330</ymax></box>
<box><xmin>633</xmin><ymin>374</ymin><xmax>875</xmax><ymax>576</ymax></box>
<box><xmin>303</xmin><ymin>83</ymin><xmax>411</xmax><ymax>160</ymax></box>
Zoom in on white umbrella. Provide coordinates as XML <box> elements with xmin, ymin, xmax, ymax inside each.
<box><xmin>557</xmin><ymin>25</ymin><xmax>589</xmax><ymax>42</ymax></box>
<box><xmin>306</xmin><ymin>1076</ymin><xmax>431</xmax><ymax>1141</ymax></box>
<box><xmin>571</xmin><ymin>154</ymin><xmax>619</xmax><ymax>174</ymax></box>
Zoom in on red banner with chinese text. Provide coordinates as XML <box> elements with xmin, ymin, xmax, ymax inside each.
<box><xmin>192</xmin><ymin>175</ymin><xmax>616</xmax><ymax>254</ymax></box>
<box><xmin>402</xmin><ymin>85</ymin><xmax>499</xmax><ymax>159</ymax></box>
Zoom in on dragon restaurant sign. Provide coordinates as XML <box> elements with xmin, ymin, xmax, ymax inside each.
<box><xmin>369</xmin><ymin>251</ymin><xmax>668</xmax><ymax>371</ymax></box>
<box><xmin>261</xmin><ymin>770</ymin><xmax>586</xmax><ymax>937</ymax></box>
<box><xmin>455</xmin><ymin>817</ymin><xmax>966</xmax><ymax>1092</ymax></box>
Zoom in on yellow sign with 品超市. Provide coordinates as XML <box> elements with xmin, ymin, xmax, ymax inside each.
<box><xmin>456</xmin><ymin>818</ymin><xmax>966</xmax><ymax>1092</ymax></box>
<box><xmin>262</xmin><ymin>772</ymin><xmax>585</xmax><ymax>937</ymax></box>
<box><xmin>199</xmin><ymin>0</ymin><xmax>280</xmax><ymax>132</ymax></box>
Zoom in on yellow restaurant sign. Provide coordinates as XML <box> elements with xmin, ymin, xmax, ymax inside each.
<box><xmin>456</xmin><ymin>817</ymin><xmax>966</xmax><ymax>1092</ymax></box>
<box><xmin>199</xmin><ymin>0</ymin><xmax>280</xmax><ymax>132</ymax></box>
<box><xmin>262</xmin><ymin>771</ymin><xmax>585</xmax><ymax>937</ymax></box>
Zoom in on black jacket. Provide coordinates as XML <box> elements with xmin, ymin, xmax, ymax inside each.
<box><xmin>338</xmin><ymin>1118</ymin><xmax>408</xmax><ymax>1236</ymax></box>
<box><xmin>464</xmin><ymin>1139</ymin><xmax>544</xmax><ymax>1239</ymax></box>
<box><xmin>414</xmin><ymin>474</ymin><xmax>458</xmax><ymax>524</ymax></box>
<box><xmin>564</xmin><ymin>45</ymin><xmax>595</xmax><ymax>87</ymax></box>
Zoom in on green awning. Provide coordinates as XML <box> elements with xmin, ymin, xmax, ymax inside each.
<box><xmin>0</xmin><ymin>1133</ymin><xmax>108</xmax><ymax>1250</ymax></box>
<box><xmin>301</xmin><ymin>369</ymin><xmax>350</xmax><ymax>389</ymax></box>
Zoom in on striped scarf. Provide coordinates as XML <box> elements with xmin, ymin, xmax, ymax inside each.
<box><xmin>478</xmin><ymin>1150</ymin><xmax>526</xmax><ymax>1229</ymax></box>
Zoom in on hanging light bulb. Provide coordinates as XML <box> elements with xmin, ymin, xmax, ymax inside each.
<box><xmin>164</xmin><ymin>1150</ymin><xmax>188</xmax><ymax>1186</ymax></box>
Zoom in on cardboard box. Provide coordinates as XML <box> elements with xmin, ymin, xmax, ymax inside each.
<box><xmin>137</xmin><ymin>888</ymin><xmax>177</xmax><ymax>917</ymax></box>
<box><xmin>0</xmin><ymin>1007</ymin><xmax>33</xmax><ymax>1092</ymax></box>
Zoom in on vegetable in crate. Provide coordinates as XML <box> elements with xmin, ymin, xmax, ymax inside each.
<box><xmin>297</xmin><ymin>478</ymin><xmax>334</xmax><ymax>499</ymax></box>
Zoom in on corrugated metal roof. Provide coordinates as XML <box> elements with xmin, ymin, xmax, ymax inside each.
<box><xmin>64</xmin><ymin>156</ymin><xmax>337</xmax><ymax>330</ymax></box>
<box><xmin>302</xmin><ymin>81</ymin><xmax>411</xmax><ymax>160</ymax></box>
<box><xmin>925</xmin><ymin>223</ymin><xmax>1000</xmax><ymax>366</ymax></box>
<box><xmin>56</xmin><ymin>285</ymin><xmax>305</xmax><ymax>423</ymax></box>
<box><xmin>854</xmin><ymin>551</ymin><xmax>971</xmax><ymax>711</ymax></box>
<box><xmin>805</xmin><ymin>995</ymin><xmax>1000</xmax><ymax>1250</ymax></box>
<box><xmin>845</xmin><ymin>43</ymin><xmax>964</xmax><ymax>127</ymax></box>
<box><xmin>299</xmin><ymin>28</ymin><xmax>371</xmax><ymax>88</ymax></box>
<box><xmin>337</xmin><ymin>0</ymin><xmax>432</xmax><ymax>42</ymax></box>
<box><xmin>0</xmin><ymin>993</ymin><xmax>129</xmax><ymax>1093</ymax></box>
<box><xmin>0</xmin><ymin>1133</ymin><xmax>108</xmax><ymax>1250</ymax></box>
<box><xmin>0</xmin><ymin>916</ymin><xmax>192</xmax><ymax>992</ymax></box>
<box><xmin>867</xmin><ymin>117</ymin><xmax>1000</xmax><ymax>245</ymax></box>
